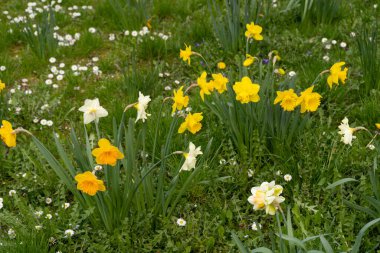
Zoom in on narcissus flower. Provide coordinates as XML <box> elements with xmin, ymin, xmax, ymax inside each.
<box><xmin>245</xmin><ymin>22</ymin><xmax>263</xmax><ymax>40</ymax></box>
<box><xmin>92</xmin><ymin>138</ymin><xmax>124</xmax><ymax>166</ymax></box>
<box><xmin>217</xmin><ymin>62</ymin><xmax>226</xmax><ymax>69</ymax></box>
<box><xmin>338</xmin><ymin>117</ymin><xmax>357</xmax><ymax>146</ymax></box>
<box><xmin>180</xmin><ymin>142</ymin><xmax>203</xmax><ymax>172</ymax></box>
<box><xmin>178</xmin><ymin>113</ymin><xmax>203</xmax><ymax>134</ymax></box>
<box><xmin>274</xmin><ymin>89</ymin><xmax>299</xmax><ymax>111</ymax></box>
<box><xmin>247</xmin><ymin>181</ymin><xmax>285</xmax><ymax>215</ymax></box>
<box><xmin>327</xmin><ymin>62</ymin><xmax>348</xmax><ymax>88</ymax></box>
<box><xmin>376</xmin><ymin>123</ymin><xmax>380</xmax><ymax>130</ymax></box>
<box><xmin>297</xmin><ymin>86</ymin><xmax>322</xmax><ymax>113</ymax></box>
<box><xmin>211</xmin><ymin>73</ymin><xmax>229</xmax><ymax>94</ymax></box>
<box><xmin>275</xmin><ymin>68</ymin><xmax>286</xmax><ymax>75</ymax></box>
<box><xmin>75</xmin><ymin>171</ymin><xmax>106</xmax><ymax>196</ymax></box>
<box><xmin>197</xmin><ymin>71</ymin><xmax>214</xmax><ymax>101</ymax></box>
<box><xmin>172</xmin><ymin>86</ymin><xmax>189</xmax><ymax>114</ymax></box>
<box><xmin>233</xmin><ymin>77</ymin><xmax>260</xmax><ymax>104</ymax></box>
<box><xmin>134</xmin><ymin>92</ymin><xmax>151</xmax><ymax>122</ymax></box>
<box><xmin>78</xmin><ymin>98</ymin><xmax>108</xmax><ymax>124</ymax></box>
<box><xmin>243</xmin><ymin>54</ymin><xmax>255</xmax><ymax>67</ymax></box>
<box><xmin>0</xmin><ymin>80</ymin><xmax>5</xmax><ymax>92</ymax></box>
<box><xmin>180</xmin><ymin>44</ymin><xmax>192</xmax><ymax>65</ymax></box>
<box><xmin>0</xmin><ymin>120</ymin><xmax>16</xmax><ymax>147</ymax></box>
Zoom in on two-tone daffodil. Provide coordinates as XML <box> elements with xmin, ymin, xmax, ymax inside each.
<box><xmin>91</xmin><ymin>138</ymin><xmax>124</xmax><ymax>166</ymax></box>
<box><xmin>78</xmin><ymin>98</ymin><xmax>108</xmax><ymax>124</ymax></box>
<box><xmin>134</xmin><ymin>92</ymin><xmax>151</xmax><ymax>123</ymax></box>
<box><xmin>75</xmin><ymin>171</ymin><xmax>106</xmax><ymax>196</ymax></box>
<box><xmin>180</xmin><ymin>142</ymin><xmax>203</xmax><ymax>172</ymax></box>
<box><xmin>247</xmin><ymin>181</ymin><xmax>285</xmax><ymax>215</ymax></box>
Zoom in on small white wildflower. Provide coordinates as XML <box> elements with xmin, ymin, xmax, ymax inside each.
<box><xmin>331</xmin><ymin>40</ymin><xmax>337</xmax><ymax>45</ymax></box>
<box><xmin>368</xmin><ymin>144</ymin><xmax>375</xmax><ymax>150</ymax></box>
<box><xmin>45</xmin><ymin>214</ymin><xmax>52</xmax><ymax>219</ymax></box>
<box><xmin>131</xmin><ymin>31</ymin><xmax>138</xmax><ymax>37</ymax></box>
<box><xmin>71</xmin><ymin>65</ymin><xmax>78</xmax><ymax>71</ymax></box>
<box><xmin>0</xmin><ymin>198</ymin><xmax>3</xmax><ymax>209</ymax></box>
<box><xmin>124</xmin><ymin>30</ymin><xmax>129</xmax><ymax>36</ymax></box>
<box><xmin>174</xmin><ymin>80</ymin><xmax>180</xmax><ymax>85</ymax></box>
<box><xmin>35</xmin><ymin>210</ymin><xmax>44</xmax><ymax>218</ymax></box>
<box><xmin>325</xmin><ymin>44</ymin><xmax>332</xmax><ymax>50</ymax></box>
<box><xmin>63</xmin><ymin>203</ymin><xmax>70</xmax><ymax>209</ymax></box>
<box><xmin>321</xmin><ymin>38</ymin><xmax>328</xmax><ymax>43</ymax></box>
<box><xmin>158</xmin><ymin>73</ymin><xmax>164</xmax><ymax>77</ymax></box>
<box><xmin>0</xmin><ymin>66</ymin><xmax>6</xmax><ymax>71</ymax></box>
<box><xmin>64</xmin><ymin>229</ymin><xmax>75</xmax><ymax>237</ymax></box>
<box><xmin>350</xmin><ymin>32</ymin><xmax>356</xmax><ymax>38</ymax></box>
<box><xmin>251</xmin><ymin>222</ymin><xmax>262</xmax><ymax>231</ymax></box>
<box><xmin>164</xmin><ymin>86</ymin><xmax>171</xmax><ymax>91</ymax></box>
<box><xmin>109</xmin><ymin>33</ymin><xmax>115</xmax><ymax>41</ymax></box>
<box><xmin>49</xmin><ymin>57</ymin><xmax>56</xmax><ymax>63</ymax></box>
<box><xmin>94</xmin><ymin>165</ymin><xmax>102</xmax><ymax>171</ymax></box>
<box><xmin>284</xmin><ymin>174</ymin><xmax>292</xmax><ymax>181</ymax></box>
<box><xmin>8</xmin><ymin>229</ymin><xmax>16</xmax><ymax>239</ymax></box>
<box><xmin>45</xmin><ymin>79</ymin><xmax>53</xmax><ymax>85</ymax></box>
<box><xmin>88</xmin><ymin>27</ymin><xmax>96</xmax><ymax>33</ymax></box>
<box><xmin>340</xmin><ymin>42</ymin><xmax>347</xmax><ymax>48</ymax></box>
<box><xmin>323</xmin><ymin>55</ymin><xmax>330</xmax><ymax>62</ymax></box>
<box><xmin>35</xmin><ymin>225</ymin><xmax>43</xmax><ymax>230</ymax></box>
<box><xmin>288</xmin><ymin>71</ymin><xmax>296</xmax><ymax>77</ymax></box>
<box><xmin>248</xmin><ymin>169</ymin><xmax>254</xmax><ymax>178</ymax></box>
<box><xmin>45</xmin><ymin>197</ymin><xmax>52</xmax><ymax>204</ymax></box>
<box><xmin>219</xmin><ymin>158</ymin><xmax>227</xmax><ymax>165</ymax></box>
<box><xmin>276</xmin><ymin>170</ymin><xmax>282</xmax><ymax>176</ymax></box>
<box><xmin>176</xmin><ymin>218</ymin><xmax>186</xmax><ymax>226</ymax></box>
<box><xmin>9</xmin><ymin>190</ymin><xmax>16</xmax><ymax>197</ymax></box>
<box><xmin>92</xmin><ymin>57</ymin><xmax>99</xmax><ymax>62</ymax></box>
<box><xmin>40</xmin><ymin>119</ymin><xmax>47</xmax><ymax>126</ymax></box>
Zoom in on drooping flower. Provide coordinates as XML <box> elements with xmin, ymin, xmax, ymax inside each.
<box><xmin>176</xmin><ymin>218</ymin><xmax>186</xmax><ymax>226</ymax></box>
<box><xmin>180</xmin><ymin>44</ymin><xmax>193</xmax><ymax>65</ymax></box>
<box><xmin>134</xmin><ymin>92</ymin><xmax>151</xmax><ymax>122</ymax></box>
<box><xmin>211</xmin><ymin>73</ymin><xmax>229</xmax><ymax>94</ymax></box>
<box><xmin>197</xmin><ymin>71</ymin><xmax>214</xmax><ymax>101</ymax></box>
<box><xmin>75</xmin><ymin>171</ymin><xmax>106</xmax><ymax>196</ymax></box>
<box><xmin>338</xmin><ymin>117</ymin><xmax>357</xmax><ymax>146</ymax></box>
<box><xmin>180</xmin><ymin>142</ymin><xmax>203</xmax><ymax>172</ymax></box>
<box><xmin>172</xmin><ymin>86</ymin><xmax>189</xmax><ymax>114</ymax></box>
<box><xmin>273</xmin><ymin>89</ymin><xmax>299</xmax><ymax>111</ymax></box>
<box><xmin>296</xmin><ymin>86</ymin><xmax>322</xmax><ymax>113</ymax></box>
<box><xmin>247</xmin><ymin>181</ymin><xmax>285</xmax><ymax>215</ymax></box>
<box><xmin>78</xmin><ymin>98</ymin><xmax>108</xmax><ymax>124</ymax></box>
<box><xmin>233</xmin><ymin>76</ymin><xmax>260</xmax><ymax>104</ymax></box>
<box><xmin>91</xmin><ymin>138</ymin><xmax>124</xmax><ymax>166</ymax></box>
<box><xmin>178</xmin><ymin>113</ymin><xmax>203</xmax><ymax>134</ymax></box>
<box><xmin>217</xmin><ymin>62</ymin><xmax>226</xmax><ymax>69</ymax></box>
<box><xmin>0</xmin><ymin>120</ymin><xmax>16</xmax><ymax>147</ymax></box>
<box><xmin>0</xmin><ymin>80</ymin><xmax>5</xmax><ymax>92</ymax></box>
<box><xmin>243</xmin><ymin>54</ymin><xmax>255</xmax><ymax>67</ymax></box>
<box><xmin>245</xmin><ymin>22</ymin><xmax>263</xmax><ymax>40</ymax></box>
<box><xmin>327</xmin><ymin>62</ymin><xmax>348</xmax><ymax>88</ymax></box>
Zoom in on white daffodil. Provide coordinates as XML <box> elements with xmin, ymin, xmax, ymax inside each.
<box><xmin>135</xmin><ymin>92</ymin><xmax>151</xmax><ymax>123</ymax></box>
<box><xmin>180</xmin><ymin>142</ymin><xmax>203</xmax><ymax>172</ymax></box>
<box><xmin>338</xmin><ymin>117</ymin><xmax>356</xmax><ymax>146</ymax></box>
<box><xmin>247</xmin><ymin>181</ymin><xmax>285</xmax><ymax>215</ymax></box>
<box><xmin>78</xmin><ymin>98</ymin><xmax>108</xmax><ymax>124</ymax></box>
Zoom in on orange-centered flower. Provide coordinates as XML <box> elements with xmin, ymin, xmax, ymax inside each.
<box><xmin>91</xmin><ymin>138</ymin><xmax>124</xmax><ymax>166</ymax></box>
<box><xmin>0</xmin><ymin>120</ymin><xmax>16</xmax><ymax>147</ymax></box>
<box><xmin>180</xmin><ymin>44</ymin><xmax>193</xmax><ymax>65</ymax></box>
<box><xmin>75</xmin><ymin>171</ymin><xmax>106</xmax><ymax>196</ymax></box>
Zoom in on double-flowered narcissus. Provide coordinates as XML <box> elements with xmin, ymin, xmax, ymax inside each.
<box><xmin>92</xmin><ymin>138</ymin><xmax>124</xmax><ymax>166</ymax></box>
<box><xmin>134</xmin><ymin>92</ymin><xmax>151</xmax><ymax>123</ymax></box>
<box><xmin>0</xmin><ymin>80</ymin><xmax>5</xmax><ymax>92</ymax></box>
<box><xmin>0</xmin><ymin>120</ymin><xmax>16</xmax><ymax>148</ymax></box>
<box><xmin>248</xmin><ymin>181</ymin><xmax>285</xmax><ymax>215</ymax></box>
<box><xmin>180</xmin><ymin>142</ymin><xmax>203</xmax><ymax>172</ymax></box>
<box><xmin>178</xmin><ymin>113</ymin><xmax>203</xmax><ymax>134</ymax></box>
<box><xmin>211</xmin><ymin>73</ymin><xmax>229</xmax><ymax>94</ymax></box>
<box><xmin>180</xmin><ymin>44</ymin><xmax>192</xmax><ymax>65</ymax></box>
<box><xmin>172</xmin><ymin>86</ymin><xmax>189</xmax><ymax>114</ymax></box>
<box><xmin>233</xmin><ymin>76</ymin><xmax>260</xmax><ymax>104</ymax></box>
<box><xmin>274</xmin><ymin>89</ymin><xmax>299</xmax><ymax>111</ymax></box>
<box><xmin>245</xmin><ymin>22</ymin><xmax>263</xmax><ymax>41</ymax></box>
<box><xmin>327</xmin><ymin>62</ymin><xmax>348</xmax><ymax>88</ymax></box>
<box><xmin>78</xmin><ymin>98</ymin><xmax>108</xmax><ymax>124</ymax></box>
<box><xmin>297</xmin><ymin>86</ymin><xmax>322</xmax><ymax>113</ymax></box>
<box><xmin>75</xmin><ymin>171</ymin><xmax>106</xmax><ymax>196</ymax></box>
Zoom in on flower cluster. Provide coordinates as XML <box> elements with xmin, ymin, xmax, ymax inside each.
<box><xmin>274</xmin><ymin>86</ymin><xmax>322</xmax><ymax>112</ymax></box>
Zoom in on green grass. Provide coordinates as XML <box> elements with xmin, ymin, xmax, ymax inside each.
<box><xmin>0</xmin><ymin>0</ymin><xmax>379</xmax><ymax>252</ymax></box>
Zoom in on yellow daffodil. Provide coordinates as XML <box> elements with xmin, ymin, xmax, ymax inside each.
<box><xmin>211</xmin><ymin>73</ymin><xmax>229</xmax><ymax>94</ymax></box>
<box><xmin>75</xmin><ymin>171</ymin><xmax>106</xmax><ymax>196</ymax></box>
<box><xmin>296</xmin><ymin>86</ymin><xmax>322</xmax><ymax>113</ymax></box>
<box><xmin>180</xmin><ymin>44</ymin><xmax>193</xmax><ymax>65</ymax></box>
<box><xmin>0</xmin><ymin>120</ymin><xmax>16</xmax><ymax>147</ymax></box>
<box><xmin>146</xmin><ymin>18</ymin><xmax>152</xmax><ymax>30</ymax></box>
<box><xmin>243</xmin><ymin>54</ymin><xmax>255</xmax><ymax>67</ymax></box>
<box><xmin>233</xmin><ymin>76</ymin><xmax>260</xmax><ymax>104</ymax></box>
<box><xmin>91</xmin><ymin>138</ymin><xmax>124</xmax><ymax>166</ymax></box>
<box><xmin>274</xmin><ymin>89</ymin><xmax>299</xmax><ymax>111</ymax></box>
<box><xmin>275</xmin><ymin>68</ymin><xmax>285</xmax><ymax>75</ymax></box>
<box><xmin>376</xmin><ymin>123</ymin><xmax>380</xmax><ymax>130</ymax></box>
<box><xmin>178</xmin><ymin>112</ymin><xmax>203</xmax><ymax>134</ymax></box>
<box><xmin>248</xmin><ymin>181</ymin><xmax>285</xmax><ymax>215</ymax></box>
<box><xmin>245</xmin><ymin>22</ymin><xmax>263</xmax><ymax>41</ymax></box>
<box><xmin>0</xmin><ymin>80</ymin><xmax>5</xmax><ymax>92</ymax></box>
<box><xmin>172</xmin><ymin>86</ymin><xmax>189</xmax><ymax>114</ymax></box>
<box><xmin>327</xmin><ymin>62</ymin><xmax>348</xmax><ymax>88</ymax></box>
<box><xmin>197</xmin><ymin>71</ymin><xmax>214</xmax><ymax>101</ymax></box>
<box><xmin>217</xmin><ymin>62</ymin><xmax>226</xmax><ymax>69</ymax></box>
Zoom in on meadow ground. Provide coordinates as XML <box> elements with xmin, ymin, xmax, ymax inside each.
<box><xmin>0</xmin><ymin>0</ymin><xmax>379</xmax><ymax>252</ymax></box>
